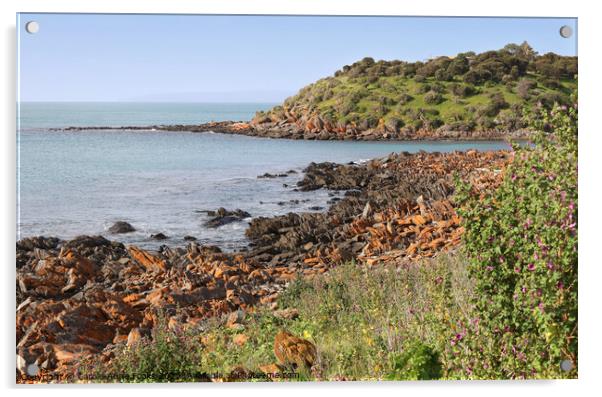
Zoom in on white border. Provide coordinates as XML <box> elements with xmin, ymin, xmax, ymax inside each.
<box><xmin>2</xmin><ymin>1</ymin><xmax>600</xmax><ymax>396</ymax></box>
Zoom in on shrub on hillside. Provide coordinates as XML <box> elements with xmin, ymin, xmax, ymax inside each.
<box><xmin>450</xmin><ymin>83</ymin><xmax>476</xmax><ymax>98</ymax></box>
<box><xmin>435</xmin><ymin>68</ymin><xmax>453</xmax><ymax>81</ymax></box>
<box><xmin>537</xmin><ymin>92</ymin><xmax>567</xmax><ymax>108</ymax></box>
<box><xmin>476</xmin><ymin>92</ymin><xmax>509</xmax><ymax>119</ymax></box>
<box><xmin>495</xmin><ymin>106</ymin><xmax>527</xmax><ymax>131</ymax></box>
<box><xmin>424</xmin><ymin>91</ymin><xmax>444</xmax><ymax>105</ymax></box>
<box><xmin>398</xmin><ymin>93</ymin><xmax>414</xmax><ymax>105</ymax></box>
<box><xmin>385</xmin><ymin>117</ymin><xmax>404</xmax><ymax>132</ymax></box>
<box><xmin>517</xmin><ymin>78</ymin><xmax>537</xmax><ymax>100</ymax></box>
<box><xmin>447</xmin><ymin>55</ymin><xmax>470</xmax><ymax>76</ymax></box>
<box><xmin>453</xmin><ymin>96</ymin><xmax>578</xmax><ymax>379</ymax></box>
<box><xmin>416</xmin><ymin>83</ymin><xmax>431</xmax><ymax>94</ymax></box>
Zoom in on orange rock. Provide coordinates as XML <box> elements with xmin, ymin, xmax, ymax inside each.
<box><xmin>273</xmin><ymin>331</ymin><xmax>317</xmax><ymax>369</ymax></box>
<box><xmin>278</xmin><ymin>273</ymin><xmax>297</xmax><ymax>282</ymax></box>
<box><xmin>365</xmin><ymin>257</ymin><xmax>380</xmax><ymax>266</ymax></box>
<box><xmin>69</xmin><ymin>255</ymin><xmax>97</xmax><ymax>278</ymax></box>
<box><xmin>127</xmin><ymin>246</ymin><xmax>167</xmax><ymax>273</ymax></box>
<box><xmin>232</xmin><ymin>334</ymin><xmax>249</xmax><ymax>347</ymax></box>
<box><xmin>412</xmin><ymin>214</ymin><xmax>427</xmax><ymax>225</ymax></box>
<box><xmin>406</xmin><ymin>242</ymin><xmax>418</xmax><ymax>256</ymax></box>
<box><xmin>146</xmin><ymin>287</ymin><xmax>169</xmax><ymax>306</ymax></box>
<box><xmin>52</xmin><ymin>343</ymin><xmax>97</xmax><ymax>364</ymax></box>
<box><xmin>273</xmin><ymin>308</ymin><xmax>299</xmax><ymax>320</ymax></box>
<box><xmin>122</xmin><ymin>293</ymin><xmax>144</xmax><ymax>303</ymax></box>
<box><xmin>427</xmin><ymin>237</ymin><xmax>446</xmax><ymax>249</ymax></box>
<box><xmin>259</xmin><ymin>363</ymin><xmax>285</xmax><ymax>375</ymax></box>
<box><xmin>226</xmin><ymin>310</ymin><xmax>244</xmax><ymax>328</ymax></box>
<box><xmin>113</xmin><ymin>333</ymin><xmax>128</xmax><ymax>344</ymax></box>
<box><xmin>127</xmin><ymin>328</ymin><xmax>142</xmax><ymax>346</ymax></box>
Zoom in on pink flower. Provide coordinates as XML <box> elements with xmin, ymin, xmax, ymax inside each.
<box><xmin>451</xmin><ymin>332</ymin><xmax>465</xmax><ymax>346</ymax></box>
<box><xmin>527</xmin><ymin>263</ymin><xmax>536</xmax><ymax>271</ymax></box>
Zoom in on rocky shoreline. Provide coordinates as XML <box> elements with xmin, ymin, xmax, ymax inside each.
<box><xmin>53</xmin><ymin>120</ymin><xmax>530</xmax><ymax>141</ymax></box>
<box><xmin>16</xmin><ymin>149</ymin><xmax>510</xmax><ymax>381</ymax></box>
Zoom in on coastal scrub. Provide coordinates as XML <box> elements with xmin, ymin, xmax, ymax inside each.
<box><xmin>453</xmin><ymin>97</ymin><xmax>578</xmax><ymax>379</ymax></box>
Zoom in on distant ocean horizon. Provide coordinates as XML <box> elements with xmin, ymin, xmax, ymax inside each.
<box><xmin>17</xmin><ymin>101</ymin><xmax>278</xmax><ymax>130</ymax></box>
<box><xmin>17</xmin><ymin>102</ymin><xmax>512</xmax><ymax>250</ymax></box>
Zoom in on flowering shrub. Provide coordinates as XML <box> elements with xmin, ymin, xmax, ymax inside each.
<box><xmin>453</xmin><ymin>97</ymin><xmax>577</xmax><ymax>378</ymax></box>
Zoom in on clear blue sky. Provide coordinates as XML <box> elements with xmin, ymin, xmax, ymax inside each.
<box><xmin>17</xmin><ymin>14</ymin><xmax>577</xmax><ymax>102</ymax></box>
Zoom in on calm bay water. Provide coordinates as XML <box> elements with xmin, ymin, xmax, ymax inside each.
<box><xmin>17</xmin><ymin>102</ymin><xmax>511</xmax><ymax>249</ymax></box>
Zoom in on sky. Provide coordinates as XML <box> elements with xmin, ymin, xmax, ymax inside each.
<box><xmin>17</xmin><ymin>14</ymin><xmax>577</xmax><ymax>102</ymax></box>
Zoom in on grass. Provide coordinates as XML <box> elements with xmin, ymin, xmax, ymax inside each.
<box><xmin>90</xmin><ymin>251</ymin><xmax>477</xmax><ymax>382</ymax></box>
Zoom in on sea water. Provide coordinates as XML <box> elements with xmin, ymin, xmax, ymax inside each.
<box><xmin>17</xmin><ymin>102</ymin><xmax>511</xmax><ymax>249</ymax></box>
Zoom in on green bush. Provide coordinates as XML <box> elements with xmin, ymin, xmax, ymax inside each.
<box><xmin>424</xmin><ymin>91</ymin><xmax>444</xmax><ymax>105</ymax></box>
<box><xmin>385</xmin><ymin>341</ymin><xmax>443</xmax><ymax>380</ymax></box>
<box><xmin>450</xmin><ymin>83</ymin><xmax>476</xmax><ymax>98</ymax></box>
<box><xmin>453</xmin><ymin>96</ymin><xmax>577</xmax><ymax>379</ymax></box>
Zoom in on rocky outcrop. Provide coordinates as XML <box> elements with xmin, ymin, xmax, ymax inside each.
<box><xmin>244</xmin><ymin>107</ymin><xmax>531</xmax><ymax>141</ymax></box>
<box><xmin>201</xmin><ymin>208</ymin><xmax>251</xmax><ymax>228</ymax></box>
<box><xmin>245</xmin><ymin>150</ymin><xmax>509</xmax><ymax>269</ymax></box>
<box><xmin>16</xmin><ymin>239</ymin><xmax>286</xmax><ymax>379</ymax></box>
<box><xmin>15</xmin><ymin>149</ymin><xmax>509</xmax><ymax>381</ymax></box>
<box><xmin>55</xmin><ymin>119</ymin><xmax>529</xmax><ymax>141</ymax></box>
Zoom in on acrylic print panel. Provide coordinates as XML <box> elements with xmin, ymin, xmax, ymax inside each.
<box><xmin>16</xmin><ymin>14</ymin><xmax>577</xmax><ymax>383</ymax></box>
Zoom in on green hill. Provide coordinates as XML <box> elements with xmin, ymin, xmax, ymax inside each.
<box><xmin>250</xmin><ymin>42</ymin><xmax>577</xmax><ymax>140</ymax></box>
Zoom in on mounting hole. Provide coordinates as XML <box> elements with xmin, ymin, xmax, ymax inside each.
<box><xmin>559</xmin><ymin>25</ymin><xmax>573</xmax><ymax>39</ymax></box>
<box><xmin>560</xmin><ymin>359</ymin><xmax>574</xmax><ymax>372</ymax></box>
<box><xmin>26</xmin><ymin>363</ymin><xmax>39</xmax><ymax>376</ymax></box>
<box><xmin>25</xmin><ymin>21</ymin><xmax>39</xmax><ymax>34</ymax></box>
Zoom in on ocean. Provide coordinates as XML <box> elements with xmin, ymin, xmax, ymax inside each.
<box><xmin>17</xmin><ymin>102</ymin><xmax>511</xmax><ymax>250</ymax></box>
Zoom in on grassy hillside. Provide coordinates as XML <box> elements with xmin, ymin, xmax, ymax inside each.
<box><xmin>253</xmin><ymin>43</ymin><xmax>576</xmax><ymax>138</ymax></box>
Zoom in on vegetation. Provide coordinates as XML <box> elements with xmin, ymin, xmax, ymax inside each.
<box><xmin>92</xmin><ymin>253</ymin><xmax>475</xmax><ymax>381</ymax></box>
<box><xmin>85</xmin><ymin>314</ymin><xmax>205</xmax><ymax>382</ymax></box>
<box><xmin>453</xmin><ymin>95</ymin><xmax>578</xmax><ymax>379</ymax></box>
<box><xmin>257</xmin><ymin>42</ymin><xmax>577</xmax><ymax>133</ymax></box>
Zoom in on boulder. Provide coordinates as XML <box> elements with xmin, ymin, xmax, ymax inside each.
<box><xmin>150</xmin><ymin>233</ymin><xmax>168</xmax><ymax>240</ymax></box>
<box><xmin>108</xmin><ymin>221</ymin><xmax>136</xmax><ymax>234</ymax></box>
<box><xmin>203</xmin><ymin>208</ymin><xmax>251</xmax><ymax>228</ymax></box>
<box><xmin>273</xmin><ymin>331</ymin><xmax>317</xmax><ymax>369</ymax></box>
<box><xmin>127</xmin><ymin>327</ymin><xmax>143</xmax><ymax>347</ymax></box>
